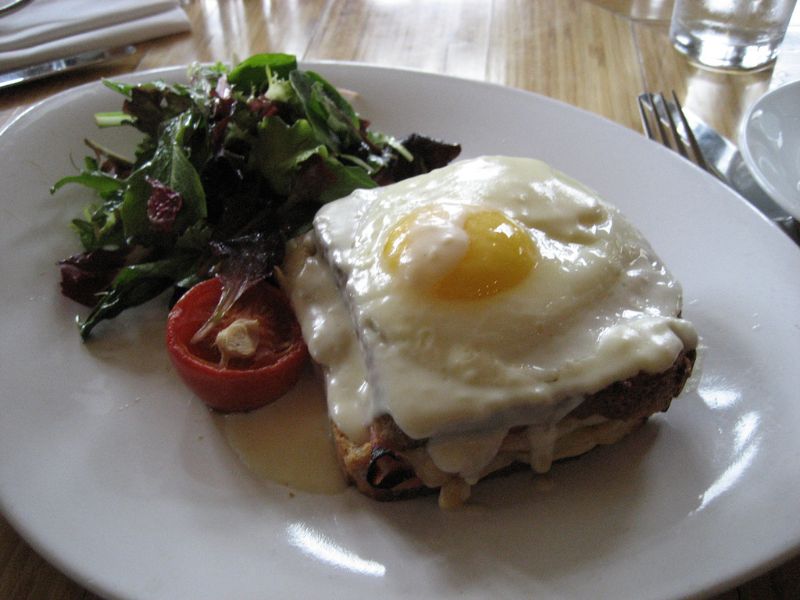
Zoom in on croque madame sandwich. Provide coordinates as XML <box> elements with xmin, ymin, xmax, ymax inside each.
<box><xmin>282</xmin><ymin>156</ymin><xmax>698</xmax><ymax>508</ymax></box>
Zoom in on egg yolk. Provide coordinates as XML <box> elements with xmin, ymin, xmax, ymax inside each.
<box><xmin>383</xmin><ymin>207</ymin><xmax>538</xmax><ymax>300</ymax></box>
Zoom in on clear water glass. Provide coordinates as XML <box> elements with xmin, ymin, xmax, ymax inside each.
<box><xmin>670</xmin><ymin>0</ymin><xmax>798</xmax><ymax>71</ymax></box>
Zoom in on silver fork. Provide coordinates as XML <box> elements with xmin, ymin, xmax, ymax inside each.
<box><xmin>637</xmin><ymin>91</ymin><xmax>709</xmax><ymax>172</ymax></box>
<box><xmin>638</xmin><ymin>91</ymin><xmax>800</xmax><ymax>244</ymax></box>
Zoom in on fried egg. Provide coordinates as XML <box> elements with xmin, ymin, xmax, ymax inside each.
<box><xmin>285</xmin><ymin>156</ymin><xmax>698</xmax><ymax>472</ymax></box>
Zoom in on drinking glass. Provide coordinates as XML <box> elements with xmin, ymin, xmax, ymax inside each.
<box><xmin>669</xmin><ymin>0</ymin><xmax>798</xmax><ymax>71</ymax></box>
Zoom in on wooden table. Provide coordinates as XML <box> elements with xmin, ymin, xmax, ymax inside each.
<box><xmin>1</xmin><ymin>1</ymin><xmax>799</xmax><ymax>598</ymax></box>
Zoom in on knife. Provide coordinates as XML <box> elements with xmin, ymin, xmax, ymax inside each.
<box><xmin>0</xmin><ymin>45</ymin><xmax>136</xmax><ymax>90</ymax></box>
<box><xmin>681</xmin><ymin>107</ymin><xmax>800</xmax><ymax>245</ymax></box>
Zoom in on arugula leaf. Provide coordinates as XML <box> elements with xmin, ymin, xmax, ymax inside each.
<box><xmin>228</xmin><ymin>53</ymin><xmax>298</xmax><ymax>93</ymax></box>
<box><xmin>102</xmin><ymin>79</ymin><xmax>136</xmax><ymax>97</ymax></box>
<box><xmin>176</xmin><ymin>221</ymin><xmax>213</xmax><ymax>251</ymax></box>
<box><xmin>123</xmin><ymin>83</ymin><xmax>194</xmax><ymax>138</ymax></box>
<box><xmin>121</xmin><ymin>113</ymin><xmax>208</xmax><ymax>240</ymax></box>
<box><xmin>120</xmin><ymin>159</ymin><xmax>205</xmax><ymax>242</ymax></box>
<box><xmin>78</xmin><ymin>253</ymin><xmax>199</xmax><ymax>339</ymax></box>
<box><xmin>251</xmin><ymin>116</ymin><xmax>326</xmax><ymax>195</ymax></box>
<box><xmin>318</xmin><ymin>157</ymin><xmax>377</xmax><ymax>203</ymax></box>
<box><xmin>118</xmin><ymin>170</ymin><xmax>153</xmax><ymax>239</ymax></box>
<box><xmin>71</xmin><ymin>200</ymin><xmax>124</xmax><ymax>251</ymax></box>
<box><xmin>51</xmin><ymin>158</ymin><xmax>127</xmax><ymax>250</ymax></box>
<box><xmin>51</xmin><ymin>169</ymin><xmax>123</xmax><ymax>199</ymax></box>
<box><xmin>289</xmin><ymin>70</ymin><xmax>362</xmax><ymax>152</ymax></box>
<box><xmin>368</xmin><ymin>130</ymin><xmax>413</xmax><ymax>163</ymax></box>
<box><xmin>305</xmin><ymin>70</ymin><xmax>360</xmax><ymax>125</ymax></box>
<box><xmin>149</xmin><ymin>133</ymin><xmax>207</xmax><ymax>225</ymax></box>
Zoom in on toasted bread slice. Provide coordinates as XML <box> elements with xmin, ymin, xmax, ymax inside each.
<box><xmin>332</xmin><ymin>349</ymin><xmax>695</xmax><ymax>506</ymax></box>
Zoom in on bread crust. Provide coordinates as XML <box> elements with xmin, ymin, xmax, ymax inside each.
<box><xmin>332</xmin><ymin>348</ymin><xmax>696</xmax><ymax>501</ymax></box>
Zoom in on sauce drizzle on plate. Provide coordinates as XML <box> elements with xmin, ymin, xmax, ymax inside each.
<box><xmin>217</xmin><ymin>369</ymin><xmax>347</xmax><ymax>495</ymax></box>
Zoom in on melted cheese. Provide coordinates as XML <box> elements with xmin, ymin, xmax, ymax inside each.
<box><xmin>283</xmin><ymin>156</ymin><xmax>698</xmax><ymax>485</ymax></box>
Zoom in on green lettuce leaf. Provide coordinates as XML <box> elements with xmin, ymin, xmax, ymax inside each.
<box><xmin>251</xmin><ymin>116</ymin><xmax>326</xmax><ymax>195</ymax></box>
<box><xmin>78</xmin><ymin>252</ymin><xmax>199</xmax><ymax>339</ymax></box>
<box><xmin>289</xmin><ymin>69</ymin><xmax>362</xmax><ymax>152</ymax></box>
<box><xmin>228</xmin><ymin>53</ymin><xmax>298</xmax><ymax>93</ymax></box>
<box><xmin>121</xmin><ymin>113</ymin><xmax>207</xmax><ymax>240</ymax></box>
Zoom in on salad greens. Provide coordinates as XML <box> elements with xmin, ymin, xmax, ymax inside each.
<box><xmin>54</xmin><ymin>53</ymin><xmax>460</xmax><ymax>339</ymax></box>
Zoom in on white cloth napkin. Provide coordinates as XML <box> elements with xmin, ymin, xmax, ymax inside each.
<box><xmin>0</xmin><ymin>0</ymin><xmax>190</xmax><ymax>72</ymax></box>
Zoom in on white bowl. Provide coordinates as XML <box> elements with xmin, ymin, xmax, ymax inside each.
<box><xmin>740</xmin><ymin>79</ymin><xmax>800</xmax><ymax>220</ymax></box>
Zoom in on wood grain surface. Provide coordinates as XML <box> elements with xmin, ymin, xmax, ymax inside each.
<box><xmin>1</xmin><ymin>1</ymin><xmax>799</xmax><ymax>598</ymax></box>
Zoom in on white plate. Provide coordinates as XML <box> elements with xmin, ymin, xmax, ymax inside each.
<box><xmin>740</xmin><ymin>79</ymin><xmax>800</xmax><ymax>220</ymax></box>
<box><xmin>2</xmin><ymin>63</ymin><xmax>800</xmax><ymax>600</ymax></box>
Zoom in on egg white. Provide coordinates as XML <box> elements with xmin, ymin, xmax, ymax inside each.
<box><xmin>298</xmin><ymin>156</ymin><xmax>696</xmax><ymax>441</ymax></box>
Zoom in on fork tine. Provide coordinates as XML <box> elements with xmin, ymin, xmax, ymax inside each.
<box><xmin>637</xmin><ymin>93</ymin><xmax>657</xmax><ymax>140</ymax></box>
<box><xmin>652</xmin><ymin>92</ymin><xmax>689</xmax><ymax>158</ymax></box>
<box><xmin>670</xmin><ymin>91</ymin><xmax>709</xmax><ymax>171</ymax></box>
<box><xmin>639</xmin><ymin>91</ymin><xmax>709</xmax><ymax>172</ymax></box>
<box><xmin>641</xmin><ymin>92</ymin><xmax>672</xmax><ymax>147</ymax></box>
<box><xmin>638</xmin><ymin>92</ymin><xmax>682</xmax><ymax>155</ymax></box>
